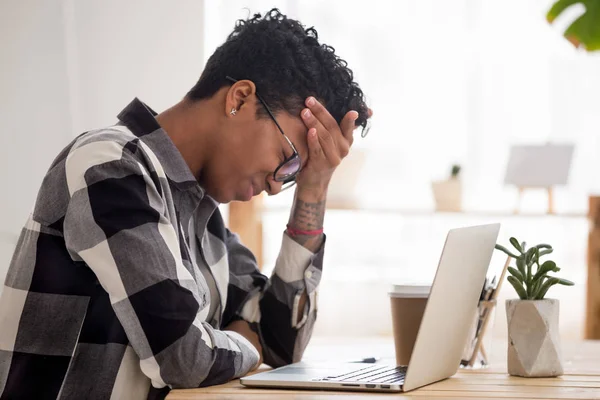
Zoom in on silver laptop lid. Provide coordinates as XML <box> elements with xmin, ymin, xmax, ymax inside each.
<box><xmin>403</xmin><ymin>223</ymin><xmax>500</xmax><ymax>392</ymax></box>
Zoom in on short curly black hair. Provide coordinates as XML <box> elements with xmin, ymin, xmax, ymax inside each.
<box><xmin>186</xmin><ymin>8</ymin><xmax>369</xmax><ymax>133</ymax></box>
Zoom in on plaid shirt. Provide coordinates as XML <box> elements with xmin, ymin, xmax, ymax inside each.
<box><xmin>0</xmin><ymin>99</ymin><xmax>324</xmax><ymax>400</ymax></box>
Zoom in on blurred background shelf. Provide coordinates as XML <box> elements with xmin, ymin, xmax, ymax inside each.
<box><xmin>260</xmin><ymin>205</ymin><xmax>587</xmax><ymax>218</ymax></box>
<box><xmin>229</xmin><ymin>194</ymin><xmax>599</xmax><ymax>341</ymax></box>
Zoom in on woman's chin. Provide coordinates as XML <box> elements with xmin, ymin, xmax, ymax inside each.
<box><xmin>203</xmin><ymin>185</ymin><xmax>248</xmax><ymax>204</ymax></box>
<box><xmin>203</xmin><ymin>187</ymin><xmax>230</xmax><ymax>204</ymax></box>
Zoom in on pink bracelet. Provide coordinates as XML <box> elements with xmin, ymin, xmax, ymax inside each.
<box><xmin>286</xmin><ymin>224</ymin><xmax>324</xmax><ymax>237</ymax></box>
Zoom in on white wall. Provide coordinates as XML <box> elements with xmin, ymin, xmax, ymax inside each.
<box><xmin>0</xmin><ymin>0</ymin><xmax>73</xmax><ymax>283</ymax></box>
<box><xmin>67</xmin><ymin>0</ymin><xmax>207</xmax><ymax>133</ymax></box>
<box><xmin>0</xmin><ymin>0</ymin><xmax>206</xmax><ymax>288</ymax></box>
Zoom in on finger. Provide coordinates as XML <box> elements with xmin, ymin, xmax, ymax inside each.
<box><xmin>308</xmin><ymin>127</ymin><xmax>339</xmax><ymax>165</ymax></box>
<box><xmin>306</xmin><ymin>128</ymin><xmax>323</xmax><ymax>161</ymax></box>
<box><xmin>302</xmin><ymin>108</ymin><xmax>337</xmax><ymax>152</ymax></box>
<box><xmin>305</xmin><ymin>97</ymin><xmax>340</xmax><ymax>134</ymax></box>
<box><xmin>367</xmin><ymin>108</ymin><xmax>374</xmax><ymax>118</ymax></box>
<box><xmin>339</xmin><ymin>140</ymin><xmax>350</xmax><ymax>158</ymax></box>
<box><xmin>340</xmin><ymin>110</ymin><xmax>358</xmax><ymax>145</ymax></box>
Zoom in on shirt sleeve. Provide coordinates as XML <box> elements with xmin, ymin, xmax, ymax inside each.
<box><xmin>62</xmin><ymin>139</ymin><xmax>259</xmax><ymax>390</ymax></box>
<box><xmin>223</xmin><ymin>228</ymin><xmax>324</xmax><ymax>367</ymax></box>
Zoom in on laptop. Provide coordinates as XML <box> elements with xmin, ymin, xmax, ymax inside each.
<box><xmin>241</xmin><ymin>223</ymin><xmax>501</xmax><ymax>393</ymax></box>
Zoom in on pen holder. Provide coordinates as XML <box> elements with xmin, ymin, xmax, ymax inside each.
<box><xmin>460</xmin><ymin>299</ymin><xmax>497</xmax><ymax>368</ymax></box>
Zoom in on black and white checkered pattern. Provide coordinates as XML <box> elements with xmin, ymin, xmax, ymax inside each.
<box><xmin>0</xmin><ymin>99</ymin><xmax>324</xmax><ymax>400</ymax></box>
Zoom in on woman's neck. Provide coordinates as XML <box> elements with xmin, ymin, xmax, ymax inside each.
<box><xmin>155</xmin><ymin>98</ymin><xmax>215</xmax><ymax>181</ymax></box>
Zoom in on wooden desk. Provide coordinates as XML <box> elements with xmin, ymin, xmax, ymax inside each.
<box><xmin>168</xmin><ymin>338</ymin><xmax>600</xmax><ymax>399</ymax></box>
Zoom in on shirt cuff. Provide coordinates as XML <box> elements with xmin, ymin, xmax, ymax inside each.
<box><xmin>273</xmin><ymin>232</ymin><xmax>316</xmax><ymax>283</ymax></box>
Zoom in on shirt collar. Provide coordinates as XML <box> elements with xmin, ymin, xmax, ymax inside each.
<box><xmin>117</xmin><ymin>98</ymin><xmax>203</xmax><ymax>195</ymax></box>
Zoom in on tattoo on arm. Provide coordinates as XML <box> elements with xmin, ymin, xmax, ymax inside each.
<box><xmin>292</xmin><ymin>199</ymin><xmax>325</xmax><ymax>229</ymax></box>
<box><xmin>288</xmin><ymin>198</ymin><xmax>326</xmax><ymax>250</ymax></box>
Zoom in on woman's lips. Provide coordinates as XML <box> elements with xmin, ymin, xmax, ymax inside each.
<box><xmin>242</xmin><ymin>182</ymin><xmax>263</xmax><ymax>201</ymax></box>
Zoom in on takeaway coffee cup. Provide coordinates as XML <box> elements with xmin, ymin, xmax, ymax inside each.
<box><xmin>389</xmin><ymin>285</ymin><xmax>430</xmax><ymax>366</ymax></box>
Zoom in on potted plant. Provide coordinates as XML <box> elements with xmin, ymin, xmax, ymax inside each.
<box><xmin>547</xmin><ymin>0</ymin><xmax>600</xmax><ymax>51</ymax></box>
<box><xmin>495</xmin><ymin>238</ymin><xmax>574</xmax><ymax>377</ymax></box>
<box><xmin>431</xmin><ymin>164</ymin><xmax>462</xmax><ymax>212</ymax></box>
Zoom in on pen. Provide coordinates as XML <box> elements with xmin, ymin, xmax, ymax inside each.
<box><xmin>349</xmin><ymin>357</ymin><xmax>379</xmax><ymax>363</ymax></box>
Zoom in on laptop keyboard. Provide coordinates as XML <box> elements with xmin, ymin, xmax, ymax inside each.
<box><xmin>317</xmin><ymin>365</ymin><xmax>407</xmax><ymax>384</ymax></box>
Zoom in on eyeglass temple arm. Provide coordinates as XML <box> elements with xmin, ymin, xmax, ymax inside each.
<box><xmin>225</xmin><ymin>76</ymin><xmax>295</xmax><ymax>150</ymax></box>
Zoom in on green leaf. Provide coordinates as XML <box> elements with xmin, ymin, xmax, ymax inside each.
<box><xmin>535</xmin><ymin>244</ymin><xmax>553</xmax><ymax>250</ymax></box>
<box><xmin>508</xmin><ymin>276</ymin><xmax>528</xmax><ymax>299</ymax></box>
<box><xmin>558</xmin><ymin>278</ymin><xmax>575</xmax><ymax>286</ymax></box>
<box><xmin>538</xmin><ymin>249</ymin><xmax>554</xmax><ymax>258</ymax></box>
<box><xmin>510</xmin><ymin>237</ymin><xmax>523</xmax><ymax>253</ymax></box>
<box><xmin>525</xmin><ymin>248</ymin><xmax>536</xmax><ymax>265</ymax></box>
<box><xmin>533</xmin><ymin>260</ymin><xmax>559</xmax><ymax>281</ymax></box>
<box><xmin>516</xmin><ymin>258</ymin><xmax>527</xmax><ymax>277</ymax></box>
<box><xmin>521</xmin><ymin>241</ymin><xmax>527</xmax><ymax>252</ymax></box>
<box><xmin>527</xmin><ymin>248</ymin><xmax>540</xmax><ymax>297</ymax></box>
<box><xmin>508</xmin><ymin>267</ymin><xmax>525</xmax><ymax>282</ymax></box>
<box><xmin>531</xmin><ymin>276</ymin><xmax>546</xmax><ymax>298</ymax></box>
<box><xmin>535</xmin><ymin>277</ymin><xmax>560</xmax><ymax>300</ymax></box>
<box><xmin>547</xmin><ymin>0</ymin><xmax>580</xmax><ymax>23</ymax></box>
<box><xmin>547</xmin><ymin>0</ymin><xmax>600</xmax><ymax>51</ymax></box>
<box><xmin>495</xmin><ymin>244</ymin><xmax>519</xmax><ymax>259</ymax></box>
<box><xmin>526</xmin><ymin>249</ymin><xmax>537</xmax><ymax>285</ymax></box>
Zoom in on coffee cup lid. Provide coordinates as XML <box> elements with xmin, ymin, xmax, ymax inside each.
<box><xmin>388</xmin><ymin>284</ymin><xmax>430</xmax><ymax>298</ymax></box>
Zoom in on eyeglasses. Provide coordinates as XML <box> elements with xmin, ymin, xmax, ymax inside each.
<box><xmin>226</xmin><ymin>76</ymin><xmax>300</xmax><ymax>192</ymax></box>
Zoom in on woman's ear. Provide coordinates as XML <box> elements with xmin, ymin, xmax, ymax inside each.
<box><xmin>225</xmin><ymin>80</ymin><xmax>256</xmax><ymax>117</ymax></box>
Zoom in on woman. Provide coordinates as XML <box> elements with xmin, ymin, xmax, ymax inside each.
<box><xmin>0</xmin><ymin>8</ymin><xmax>370</xmax><ymax>399</ymax></box>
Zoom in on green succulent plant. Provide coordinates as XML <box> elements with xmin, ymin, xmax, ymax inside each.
<box><xmin>450</xmin><ymin>164</ymin><xmax>461</xmax><ymax>178</ymax></box>
<box><xmin>495</xmin><ymin>237</ymin><xmax>574</xmax><ymax>300</ymax></box>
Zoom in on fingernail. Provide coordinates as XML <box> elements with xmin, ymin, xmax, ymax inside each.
<box><xmin>303</xmin><ymin>109</ymin><xmax>311</xmax><ymax>118</ymax></box>
<box><xmin>307</xmin><ymin>97</ymin><xmax>315</xmax><ymax>106</ymax></box>
<box><xmin>310</xmin><ymin>129</ymin><xmax>317</xmax><ymax>138</ymax></box>
<box><xmin>351</xmin><ymin>111</ymin><xmax>359</xmax><ymax>120</ymax></box>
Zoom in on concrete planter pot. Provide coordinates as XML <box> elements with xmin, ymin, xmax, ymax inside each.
<box><xmin>506</xmin><ymin>299</ymin><xmax>563</xmax><ymax>377</ymax></box>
